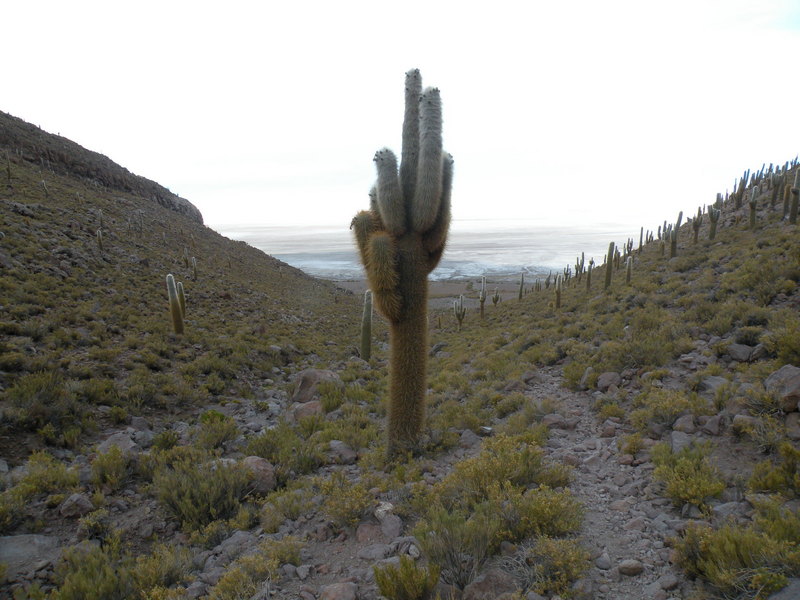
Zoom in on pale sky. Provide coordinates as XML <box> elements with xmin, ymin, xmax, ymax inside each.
<box><xmin>3</xmin><ymin>0</ymin><xmax>799</xmax><ymax>233</ymax></box>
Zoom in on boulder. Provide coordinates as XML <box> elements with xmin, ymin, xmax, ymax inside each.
<box><xmin>670</xmin><ymin>431</ymin><xmax>693</xmax><ymax>453</ymax></box>
<box><xmin>765</xmin><ymin>365</ymin><xmax>800</xmax><ymax>412</ymax></box>
<box><xmin>727</xmin><ymin>343</ymin><xmax>754</xmax><ymax>363</ymax></box>
<box><xmin>97</xmin><ymin>431</ymin><xmax>138</xmax><ymax>455</ymax></box>
<box><xmin>292</xmin><ymin>401</ymin><xmax>323</xmax><ymax>422</ymax></box>
<box><xmin>0</xmin><ymin>534</ymin><xmax>61</xmax><ymax>580</ymax></box>
<box><xmin>785</xmin><ymin>413</ymin><xmax>800</xmax><ymax>441</ymax></box>
<box><xmin>596</xmin><ymin>372</ymin><xmax>621</xmax><ymax>392</ymax></box>
<box><xmin>618</xmin><ymin>559</ymin><xmax>644</xmax><ymax>576</ymax></box>
<box><xmin>59</xmin><ymin>493</ymin><xmax>94</xmax><ymax>518</ymax></box>
<box><xmin>319</xmin><ymin>582</ymin><xmax>358</xmax><ymax>600</ymax></box>
<box><xmin>463</xmin><ymin>568</ymin><xmax>517</xmax><ymax>600</ymax></box>
<box><xmin>241</xmin><ymin>456</ymin><xmax>276</xmax><ymax>494</ymax></box>
<box><xmin>672</xmin><ymin>414</ymin><xmax>696</xmax><ymax>433</ymax></box>
<box><xmin>328</xmin><ymin>440</ymin><xmax>358</xmax><ymax>464</ymax></box>
<box><xmin>291</xmin><ymin>369</ymin><xmax>342</xmax><ymax>404</ymax></box>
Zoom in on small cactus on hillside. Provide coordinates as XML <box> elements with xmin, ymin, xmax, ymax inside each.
<box><xmin>554</xmin><ymin>275</ymin><xmax>563</xmax><ymax>309</ymax></box>
<box><xmin>492</xmin><ymin>287</ymin><xmax>500</xmax><ymax>306</ymax></box>
<box><xmin>708</xmin><ymin>206</ymin><xmax>721</xmax><ymax>241</ymax></box>
<box><xmin>478</xmin><ymin>276</ymin><xmax>486</xmax><ymax>319</ymax></box>
<box><xmin>96</xmin><ymin>229</ymin><xmax>104</xmax><ymax>252</ymax></box>
<box><xmin>350</xmin><ymin>69</ymin><xmax>453</xmax><ymax>454</ymax></box>
<box><xmin>790</xmin><ymin>170</ymin><xmax>800</xmax><ymax>225</ymax></box>
<box><xmin>692</xmin><ymin>207</ymin><xmax>703</xmax><ymax>244</ymax></box>
<box><xmin>361</xmin><ymin>290</ymin><xmax>372</xmax><ymax>361</ymax></box>
<box><xmin>518</xmin><ymin>272</ymin><xmax>525</xmax><ymax>300</ymax></box>
<box><xmin>453</xmin><ymin>295</ymin><xmax>466</xmax><ymax>331</ymax></box>
<box><xmin>177</xmin><ymin>281</ymin><xmax>186</xmax><ymax>319</ymax></box>
<box><xmin>604</xmin><ymin>242</ymin><xmax>614</xmax><ymax>290</ymax></box>
<box><xmin>626</xmin><ymin>256</ymin><xmax>633</xmax><ymax>285</ymax></box>
<box><xmin>586</xmin><ymin>258</ymin><xmax>594</xmax><ymax>291</ymax></box>
<box><xmin>166</xmin><ymin>274</ymin><xmax>184</xmax><ymax>335</ymax></box>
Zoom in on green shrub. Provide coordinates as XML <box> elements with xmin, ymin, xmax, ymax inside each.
<box><xmin>194</xmin><ymin>410</ymin><xmax>239</xmax><ymax>450</ymax></box>
<box><xmin>52</xmin><ymin>536</ymin><xmax>134</xmax><ymax>600</ymax></box>
<box><xmin>652</xmin><ymin>442</ymin><xmax>725</xmax><ymax>509</ymax></box>
<box><xmin>320</xmin><ymin>471</ymin><xmax>373</xmax><ymax>528</ymax></box>
<box><xmin>502</xmin><ymin>537</ymin><xmax>589</xmax><ymax>597</ymax></box>
<box><xmin>153</xmin><ymin>458</ymin><xmax>250</xmax><ymax>531</ymax></box>
<box><xmin>374</xmin><ymin>555</ymin><xmax>440</xmax><ymax>600</ymax></box>
<box><xmin>748</xmin><ymin>442</ymin><xmax>800</xmax><ymax>495</ymax></box>
<box><xmin>6</xmin><ymin>370</ymin><xmax>80</xmax><ymax>431</ymax></box>
<box><xmin>91</xmin><ymin>445</ymin><xmax>129</xmax><ymax>491</ymax></box>
<box><xmin>629</xmin><ymin>388</ymin><xmax>707</xmax><ymax>432</ymax></box>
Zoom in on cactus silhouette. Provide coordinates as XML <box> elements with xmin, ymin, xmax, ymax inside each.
<box><xmin>604</xmin><ymin>242</ymin><xmax>615</xmax><ymax>290</ymax></box>
<box><xmin>361</xmin><ymin>290</ymin><xmax>373</xmax><ymax>361</ymax></box>
<box><xmin>453</xmin><ymin>294</ymin><xmax>466</xmax><ymax>331</ymax></box>
<box><xmin>478</xmin><ymin>276</ymin><xmax>486</xmax><ymax>319</ymax></box>
<box><xmin>351</xmin><ymin>69</ymin><xmax>453</xmax><ymax>455</ymax></box>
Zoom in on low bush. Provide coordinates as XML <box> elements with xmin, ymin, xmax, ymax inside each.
<box><xmin>374</xmin><ymin>555</ymin><xmax>440</xmax><ymax>600</ymax></box>
<box><xmin>652</xmin><ymin>442</ymin><xmax>725</xmax><ymax>510</ymax></box>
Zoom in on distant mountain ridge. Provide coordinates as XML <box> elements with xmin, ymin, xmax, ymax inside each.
<box><xmin>0</xmin><ymin>110</ymin><xmax>203</xmax><ymax>223</ymax></box>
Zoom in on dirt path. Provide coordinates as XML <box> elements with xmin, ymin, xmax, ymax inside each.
<box><xmin>531</xmin><ymin>366</ymin><xmax>688</xmax><ymax>600</ymax></box>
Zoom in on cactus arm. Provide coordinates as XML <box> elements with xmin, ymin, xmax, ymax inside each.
<box><xmin>365</xmin><ymin>232</ymin><xmax>402</xmax><ymax>321</ymax></box>
<box><xmin>400</xmin><ymin>68</ymin><xmax>422</xmax><ymax>202</ymax></box>
<box><xmin>361</xmin><ymin>290</ymin><xmax>373</xmax><ymax>361</ymax></box>
<box><xmin>177</xmin><ymin>281</ymin><xmax>186</xmax><ymax>318</ymax></box>
<box><xmin>411</xmin><ymin>88</ymin><xmax>444</xmax><ymax>233</ymax></box>
<box><xmin>351</xmin><ymin>210</ymin><xmax>378</xmax><ymax>269</ymax></box>
<box><xmin>374</xmin><ymin>149</ymin><xmax>406</xmax><ymax>236</ymax></box>
<box><xmin>423</xmin><ymin>154</ymin><xmax>453</xmax><ymax>273</ymax></box>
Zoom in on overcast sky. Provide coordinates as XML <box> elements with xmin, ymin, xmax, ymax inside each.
<box><xmin>3</xmin><ymin>0</ymin><xmax>799</xmax><ymax>233</ymax></box>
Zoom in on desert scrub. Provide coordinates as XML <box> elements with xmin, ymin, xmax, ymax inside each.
<box><xmin>373</xmin><ymin>555</ymin><xmax>440</xmax><ymax>600</ymax></box>
<box><xmin>674</xmin><ymin>519</ymin><xmax>800</xmax><ymax>600</ymax></box>
<box><xmin>319</xmin><ymin>470</ymin><xmax>373</xmax><ymax>528</ymax></box>
<box><xmin>437</xmin><ymin>433</ymin><xmax>569</xmax><ymax>509</ymax></box>
<box><xmin>260</xmin><ymin>482</ymin><xmax>316</xmax><ymax>533</ymax></box>
<box><xmin>5</xmin><ymin>370</ymin><xmax>81</xmax><ymax>432</ymax></box>
<box><xmin>91</xmin><ymin>445</ymin><xmax>130</xmax><ymax>492</ymax></box>
<box><xmin>0</xmin><ymin>451</ymin><xmax>79</xmax><ymax>531</ymax></box>
<box><xmin>652</xmin><ymin>442</ymin><xmax>725</xmax><ymax>510</ymax></box>
<box><xmin>244</xmin><ymin>421</ymin><xmax>325</xmax><ymax>484</ymax></box>
<box><xmin>748</xmin><ymin>442</ymin><xmax>800</xmax><ymax>495</ymax></box>
<box><xmin>763</xmin><ymin>309</ymin><xmax>800</xmax><ymax>364</ymax></box>
<box><xmin>194</xmin><ymin>409</ymin><xmax>239</xmax><ymax>450</ymax></box>
<box><xmin>629</xmin><ymin>387</ymin><xmax>709</xmax><ymax>432</ymax></box>
<box><xmin>501</xmin><ymin>537</ymin><xmax>589</xmax><ymax>597</ymax></box>
<box><xmin>153</xmin><ymin>457</ymin><xmax>251</xmax><ymax>531</ymax></box>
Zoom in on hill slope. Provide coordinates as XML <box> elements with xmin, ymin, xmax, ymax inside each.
<box><xmin>1</xmin><ymin>114</ymin><xmax>799</xmax><ymax>600</ymax></box>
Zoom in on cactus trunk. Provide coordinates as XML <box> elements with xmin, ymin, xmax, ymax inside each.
<box><xmin>166</xmin><ymin>274</ymin><xmax>184</xmax><ymax>335</ymax></box>
<box><xmin>361</xmin><ymin>290</ymin><xmax>372</xmax><ymax>361</ymax></box>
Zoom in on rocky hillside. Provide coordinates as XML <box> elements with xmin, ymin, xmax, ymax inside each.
<box><xmin>1</xmin><ymin>114</ymin><xmax>799</xmax><ymax>600</ymax></box>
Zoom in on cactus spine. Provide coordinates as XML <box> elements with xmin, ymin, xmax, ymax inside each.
<box><xmin>166</xmin><ymin>274</ymin><xmax>184</xmax><ymax>334</ymax></box>
<box><xmin>478</xmin><ymin>276</ymin><xmax>486</xmax><ymax>319</ymax></box>
<box><xmin>604</xmin><ymin>242</ymin><xmax>614</xmax><ymax>290</ymax></box>
<box><xmin>453</xmin><ymin>295</ymin><xmax>466</xmax><ymax>331</ymax></box>
<box><xmin>351</xmin><ymin>70</ymin><xmax>453</xmax><ymax>455</ymax></box>
<box><xmin>361</xmin><ymin>290</ymin><xmax>372</xmax><ymax>361</ymax></box>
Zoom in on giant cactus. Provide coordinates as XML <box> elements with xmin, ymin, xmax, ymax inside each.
<box><xmin>351</xmin><ymin>69</ymin><xmax>453</xmax><ymax>455</ymax></box>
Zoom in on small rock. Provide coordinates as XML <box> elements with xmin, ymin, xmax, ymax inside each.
<box><xmin>657</xmin><ymin>573</ymin><xmax>680</xmax><ymax>591</ymax></box>
<box><xmin>357</xmin><ymin>544</ymin><xmax>390</xmax><ymax>560</ymax></box>
<box><xmin>459</xmin><ymin>429</ymin><xmax>481</xmax><ymax>448</ymax></box>
<box><xmin>732</xmin><ymin>414</ymin><xmax>756</xmax><ymax>432</ymax></box>
<box><xmin>97</xmin><ymin>432</ymin><xmax>138</xmax><ymax>455</ymax></box>
<box><xmin>767</xmin><ymin>578</ymin><xmax>800</xmax><ymax>599</ymax></box>
<box><xmin>670</xmin><ymin>430</ymin><xmax>693</xmax><ymax>453</ymax></box>
<box><xmin>618</xmin><ymin>559</ymin><xmax>644</xmax><ymax>576</ymax></box>
<box><xmin>292</xmin><ymin>369</ymin><xmax>342</xmax><ymax>404</ymax></box>
<box><xmin>698</xmin><ymin>375</ymin><xmax>730</xmax><ymax>393</ymax></box>
<box><xmin>786</xmin><ymin>413</ymin><xmax>800</xmax><ymax>441</ymax></box>
<box><xmin>355</xmin><ymin>523</ymin><xmax>382</xmax><ymax>543</ymax></box>
<box><xmin>292</xmin><ymin>401</ymin><xmax>323</xmax><ymax>422</ymax></box>
<box><xmin>129</xmin><ymin>416</ymin><xmax>150</xmax><ymax>430</ymax></box>
<box><xmin>185</xmin><ymin>581</ymin><xmax>207</xmax><ymax>599</ymax></box>
<box><xmin>600</xmin><ymin>420</ymin><xmax>617</xmax><ymax>437</ymax></box>
<box><xmin>59</xmin><ymin>493</ymin><xmax>94</xmax><ymax>518</ymax></box>
<box><xmin>242</xmin><ymin>456</ymin><xmax>276</xmax><ymax>494</ymax></box>
<box><xmin>319</xmin><ymin>582</ymin><xmax>358</xmax><ymax>600</ymax></box>
<box><xmin>727</xmin><ymin>343</ymin><xmax>754</xmax><ymax>363</ymax></box>
<box><xmin>296</xmin><ymin>564</ymin><xmax>312</xmax><ymax>580</ymax></box>
<box><xmin>595</xmin><ymin>552</ymin><xmax>612</xmax><ymax>570</ymax></box>
<box><xmin>672</xmin><ymin>414</ymin><xmax>696</xmax><ymax>433</ymax></box>
<box><xmin>764</xmin><ymin>364</ymin><xmax>800</xmax><ymax>413</ymax></box>
<box><xmin>701</xmin><ymin>414</ymin><xmax>723</xmax><ymax>436</ymax></box>
<box><xmin>380</xmin><ymin>514</ymin><xmax>403</xmax><ymax>539</ymax></box>
<box><xmin>542</xmin><ymin>413</ymin><xmax>566</xmax><ymax>429</ymax></box>
<box><xmin>463</xmin><ymin>568</ymin><xmax>517</xmax><ymax>600</ymax></box>
<box><xmin>597</xmin><ymin>372</ymin><xmax>621</xmax><ymax>392</ymax></box>
<box><xmin>328</xmin><ymin>440</ymin><xmax>358</xmax><ymax>464</ymax></box>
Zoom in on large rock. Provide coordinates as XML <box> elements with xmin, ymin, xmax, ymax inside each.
<box><xmin>292</xmin><ymin>401</ymin><xmax>323</xmax><ymax>422</ymax></box>
<box><xmin>698</xmin><ymin>375</ymin><xmax>731</xmax><ymax>393</ymax></box>
<box><xmin>0</xmin><ymin>534</ymin><xmax>61</xmax><ymax>580</ymax></box>
<box><xmin>241</xmin><ymin>456</ymin><xmax>276</xmax><ymax>494</ymax></box>
<box><xmin>463</xmin><ymin>568</ymin><xmax>517</xmax><ymax>600</ymax></box>
<box><xmin>765</xmin><ymin>365</ymin><xmax>800</xmax><ymax>412</ymax></box>
<box><xmin>596</xmin><ymin>372</ymin><xmax>621</xmax><ymax>392</ymax></box>
<box><xmin>291</xmin><ymin>369</ymin><xmax>342</xmax><ymax>404</ymax></box>
<box><xmin>618</xmin><ymin>559</ymin><xmax>644</xmax><ymax>576</ymax></box>
<box><xmin>97</xmin><ymin>431</ymin><xmax>138</xmax><ymax>455</ymax></box>
<box><xmin>319</xmin><ymin>582</ymin><xmax>358</xmax><ymax>600</ymax></box>
<box><xmin>670</xmin><ymin>430</ymin><xmax>694</xmax><ymax>453</ymax></box>
<box><xmin>60</xmin><ymin>493</ymin><xmax>94</xmax><ymax>518</ymax></box>
<box><xmin>727</xmin><ymin>343</ymin><xmax>754</xmax><ymax>363</ymax></box>
<box><xmin>786</xmin><ymin>413</ymin><xmax>800</xmax><ymax>441</ymax></box>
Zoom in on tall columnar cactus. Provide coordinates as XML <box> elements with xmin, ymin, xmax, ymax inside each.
<box><xmin>604</xmin><ymin>242</ymin><xmax>614</xmax><ymax>290</ymax></box>
<box><xmin>96</xmin><ymin>229</ymin><xmax>104</xmax><ymax>252</ymax></box>
<box><xmin>518</xmin><ymin>272</ymin><xmax>525</xmax><ymax>300</ymax></box>
<box><xmin>669</xmin><ymin>226</ymin><xmax>678</xmax><ymax>258</ymax></box>
<box><xmin>192</xmin><ymin>256</ymin><xmax>198</xmax><ymax>281</ymax></box>
<box><xmin>749</xmin><ymin>195</ymin><xmax>758</xmax><ymax>230</ymax></box>
<box><xmin>790</xmin><ymin>170</ymin><xmax>800</xmax><ymax>225</ymax></box>
<box><xmin>708</xmin><ymin>206</ymin><xmax>721</xmax><ymax>241</ymax></box>
<box><xmin>554</xmin><ymin>275</ymin><xmax>562</xmax><ymax>309</ymax></box>
<box><xmin>166</xmin><ymin>274</ymin><xmax>184</xmax><ymax>335</ymax></box>
<box><xmin>351</xmin><ymin>69</ymin><xmax>453</xmax><ymax>455</ymax></box>
<box><xmin>491</xmin><ymin>287</ymin><xmax>500</xmax><ymax>306</ymax></box>
<box><xmin>586</xmin><ymin>258</ymin><xmax>594</xmax><ymax>291</ymax></box>
<box><xmin>692</xmin><ymin>207</ymin><xmax>703</xmax><ymax>244</ymax></box>
<box><xmin>478</xmin><ymin>276</ymin><xmax>486</xmax><ymax>319</ymax></box>
<box><xmin>361</xmin><ymin>290</ymin><xmax>373</xmax><ymax>361</ymax></box>
<box><xmin>625</xmin><ymin>256</ymin><xmax>633</xmax><ymax>285</ymax></box>
<box><xmin>453</xmin><ymin>295</ymin><xmax>466</xmax><ymax>331</ymax></box>
<box><xmin>177</xmin><ymin>281</ymin><xmax>186</xmax><ymax>319</ymax></box>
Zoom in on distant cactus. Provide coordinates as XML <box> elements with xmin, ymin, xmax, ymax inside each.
<box><xmin>692</xmin><ymin>207</ymin><xmax>703</xmax><ymax>244</ymax></box>
<box><xmin>96</xmin><ymin>229</ymin><xmax>103</xmax><ymax>252</ymax></box>
<box><xmin>749</xmin><ymin>195</ymin><xmax>758</xmax><ymax>230</ymax></box>
<box><xmin>638</xmin><ymin>227</ymin><xmax>643</xmax><ymax>254</ymax></box>
<box><xmin>708</xmin><ymin>206</ymin><xmax>721</xmax><ymax>240</ymax></box>
<box><xmin>453</xmin><ymin>295</ymin><xmax>466</xmax><ymax>331</ymax></box>
<box><xmin>192</xmin><ymin>256</ymin><xmax>198</xmax><ymax>281</ymax></box>
<box><xmin>626</xmin><ymin>256</ymin><xmax>633</xmax><ymax>285</ymax></box>
<box><xmin>478</xmin><ymin>276</ymin><xmax>486</xmax><ymax>319</ymax></box>
<box><xmin>492</xmin><ymin>287</ymin><xmax>500</xmax><ymax>306</ymax></box>
<box><xmin>166</xmin><ymin>274</ymin><xmax>184</xmax><ymax>335</ymax></box>
<box><xmin>350</xmin><ymin>69</ymin><xmax>453</xmax><ymax>454</ymax></box>
<box><xmin>586</xmin><ymin>258</ymin><xmax>594</xmax><ymax>291</ymax></box>
<box><xmin>554</xmin><ymin>275</ymin><xmax>562</xmax><ymax>309</ymax></box>
<box><xmin>790</xmin><ymin>170</ymin><xmax>800</xmax><ymax>225</ymax></box>
<box><xmin>604</xmin><ymin>242</ymin><xmax>614</xmax><ymax>290</ymax></box>
<box><xmin>183</xmin><ymin>247</ymin><xmax>189</xmax><ymax>268</ymax></box>
<box><xmin>669</xmin><ymin>225</ymin><xmax>678</xmax><ymax>258</ymax></box>
<box><xmin>361</xmin><ymin>290</ymin><xmax>372</xmax><ymax>361</ymax></box>
<box><xmin>518</xmin><ymin>272</ymin><xmax>525</xmax><ymax>300</ymax></box>
<box><xmin>177</xmin><ymin>281</ymin><xmax>186</xmax><ymax>318</ymax></box>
